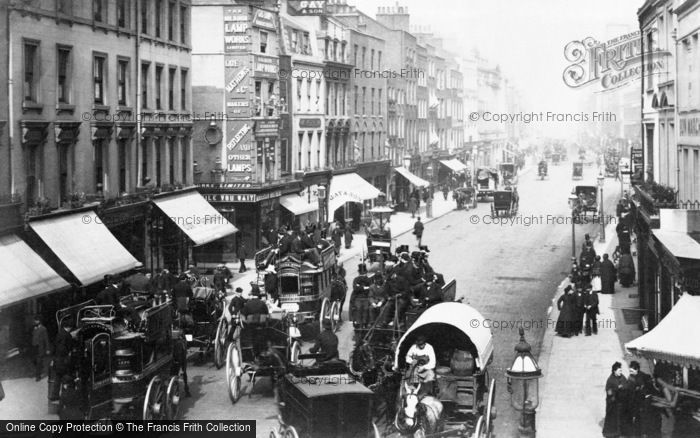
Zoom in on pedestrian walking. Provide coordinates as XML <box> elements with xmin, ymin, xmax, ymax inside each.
<box><xmin>31</xmin><ymin>315</ymin><xmax>50</xmax><ymax>381</ymax></box>
<box><xmin>603</xmin><ymin>362</ymin><xmax>628</xmax><ymax>438</ymax></box>
<box><xmin>573</xmin><ymin>286</ymin><xmax>585</xmax><ymax>336</ymax></box>
<box><xmin>618</xmin><ymin>252</ymin><xmax>636</xmax><ymax>288</ymax></box>
<box><xmin>344</xmin><ymin>225</ymin><xmax>353</xmax><ymax>249</ymax></box>
<box><xmin>442</xmin><ymin>185</ymin><xmax>449</xmax><ymax>201</ymax></box>
<box><xmin>332</xmin><ymin>225</ymin><xmax>343</xmax><ymax>256</ymax></box>
<box><xmin>426</xmin><ymin>195</ymin><xmax>433</xmax><ymax>219</ymax></box>
<box><xmin>601</xmin><ymin>254</ymin><xmax>617</xmax><ymax>294</ymax></box>
<box><xmin>616</xmin><ymin>221</ymin><xmax>632</xmax><ymax>255</ymax></box>
<box><xmin>584</xmin><ymin>286</ymin><xmax>599</xmax><ymax>336</ymax></box>
<box><xmin>409</xmin><ymin>196</ymin><xmax>418</xmax><ymax>218</ymax></box>
<box><xmin>237</xmin><ymin>241</ymin><xmax>248</xmax><ymax>273</ymax></box>
<box><xmin>628</xmin><ymin>361</ymin><xmax>662</xmax><ymax>438</ymax></box>
<box><xmin>413</xmin><ymin>217</ymin><xmax>424</xmax><ymax>247</ymax></box>
<box><xmin>555</xmin><ymin>286</ymin><xmax>576</xmax><ymax>337</ymax></box>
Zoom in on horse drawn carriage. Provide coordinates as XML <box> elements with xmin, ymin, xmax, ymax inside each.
<box><xmin>365</xmin><ymin>206</ymin><xmax>394</xmax><ymax>263</ymax></box>
<box><xmin>475</xmin><ymin>168</ymin><xmax>499</xmax><ymax>201</ymax></box>
<box><xmin>572</xmin><ymin>161</ymin><xmax>583</xmax><ymax>180</ymax></box>
<box><xmin>537</xmin><ymin>160</ymin><xmax>548</xmax><ymax>180</ymax></box>
<box><xmin>498</xmin><ymin>163</ymin><xmax>517</xmax><ymax>187</ymax></box>
<box><xmin>453</xmin><ymin>187</ymin><xmax>475</xmax><ymax>210</ymax></box>
<box><xmin>551</xmin><ymin>152</ymin><xmax>561</xmax><ymax>166</ymax></box>
<box><xmin>225</xmin><ymin>308</ymin><xmax>303</xmax><ymax>403</ymax></box>
<box><xmin>490</xmin><ymin>190</ymin><xmax>519</xmax><ymax>218</ymax></box>
<box><xmin>255</xmin><ymin>243</ymin><xmax>340</xmax><ymax>332</ymax></box>
<box><xmin>604</xmin><ymin>147</ymin><xmax>620</xmax><ymax>178</ymax></box>
<box><xmin>54</xmin><ymin>298</ymin><xmax>184</xmax><ymax>420</ymax></box>
<box><xmin>572</xmin><ymin>185</ymin><xmax>599</xmax><ymax>220</ymax></box>
<box><xmin>272</xmin><ymin>362</ymin><xmax>382</xmax><ymax>438</ymax></box>
<box><xmin>393</xmin><ymin>302</ymin><xmax>496</xmax><ymax>437</ymax></box>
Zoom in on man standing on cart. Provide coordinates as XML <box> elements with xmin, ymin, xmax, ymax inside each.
<box><xmin>310</xmin><ymin>320</ymin><xmax>339</xmax><ymax>362</ymax></box>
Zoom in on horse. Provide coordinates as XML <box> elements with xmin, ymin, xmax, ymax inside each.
<box><xmin>394</xmin><ymin>382</ymin><xmax>443</xmax><ymax>436</ymax></box>
<box><xmin>171</xmin><ymin>332</ymin><xmax>191</xmax><ymax>397</ymax></box>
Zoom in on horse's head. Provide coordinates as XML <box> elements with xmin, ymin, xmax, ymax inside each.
<box><xmin>401</xmin><ymin>382</ymin><xmax>422</xmax><ymax>428</ymax></box>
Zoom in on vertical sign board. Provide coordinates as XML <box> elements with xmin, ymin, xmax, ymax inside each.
<box><xmin>224</xmin><ymin>7</ymin><xmax>254</xmax><ymax>181</ymax></box>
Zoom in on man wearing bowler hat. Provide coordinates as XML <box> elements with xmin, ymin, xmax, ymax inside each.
<box><xmin>350</xmin><ymin>264</ymin><xmax>372</xmax><ymax>330</ymax></box>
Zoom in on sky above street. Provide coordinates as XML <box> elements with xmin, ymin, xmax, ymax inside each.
<box><xmin>351</xmin><ymin>0</ymin><xmax>642</xmax><ymax>134</ymax></box>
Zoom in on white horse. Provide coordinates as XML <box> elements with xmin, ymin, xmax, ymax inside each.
<box><xmin>395</xmin><ymin>382</ymin><xmax>443</xmax><ymax>437</ymax></box>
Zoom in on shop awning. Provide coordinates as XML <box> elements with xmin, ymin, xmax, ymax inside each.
<box><xmin>0</xmin><ymin>234</ymin><xmax>70</xmax><ymax>309</ymax></box>
<box><xmin>440</xmin><ymin>159</ymin><xmax>468</xmax><ymax>173</ymax></box>
<box><xmin>626</xmin><ymin>294</ymin><xmax>700</xmax><ymax>369</ymax></box>
<box><xmin>328</xmin><ymin>173</ymin><xmax>382</xmax><ymax>217</ymax></box>
<box><xmin>394</xmin><ymin>167</ymin><xmax>430</xmax><ymax>188</ymax></box>
<box><xmin>29</xmin><ymin>211</ymin><xmax>141</xmax><ymax>286</ymax></box>
<box><xmin>654</xmin><ymin>230</ymin><xmax>700</xmax><ymax>260</ymax></box>
<box><xmin>280</xmin><ymin>194</ymin><xmax>318</xmax><ymax>215</ymax></box>
<box><xmin>152</xmin><ymin>190</ymin><xmax>238</xmax><ymax>246</ymax></box>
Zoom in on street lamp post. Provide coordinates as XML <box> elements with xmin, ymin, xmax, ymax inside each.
<box><xmin>507</xmin><ymin>327</ymin><xmax>543</xmax><ymax>438</ymax></box>
<box><xmin>317</xmin><ymin>184</ymin><xmax>327</xmax><ymax>225</ymax></box>
<box><xmin>568</xmin><ymin>193</ymin><xmax>579</xmax><ymax>259</ymax></box>
<box><xmin>597</xmin><ymin>172</ymin><xmax>606</xmax><ymax>243</ymax></box>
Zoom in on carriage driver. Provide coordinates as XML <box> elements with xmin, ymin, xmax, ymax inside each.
<box><xmin>405</xmin><ymin>335</ymin><xmax>436</xmax><ymax>394</ymax></box>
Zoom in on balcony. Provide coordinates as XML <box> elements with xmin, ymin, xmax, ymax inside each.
<box><xmin>633</xmin><ymin>182</ymin><xmax>678</xmax><ymax>228</ymax></box>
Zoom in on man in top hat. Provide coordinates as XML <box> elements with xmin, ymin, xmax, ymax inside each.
<box><xmin>228</xmin><ymin>287</ymin><xmax>247</xmax><ymax>316</ymax></box>
<box><xmin>241</xmin><ymin>286</ymin><xmax>269</xmax><ymax>356</ymax></box>
<box><xmin>351</xmin><ymin>264</ymin><xmax>372</xmax><ymax>330</ymax></box>
<box><xmin>172</xmin><ymin>273</ymin><xmax>194</xmax><ymax>313</ymax></box>
<box><xmin>264</xmin><ymin>266</ymin><xmax>279</xmax><ymax>304</ymax></box>
<box><xmin>310</xmin><ymin>320</ymin><xmax>339</xmax><ymax>362</ymax></box>
<box><xmin>212</xmin><ymin>264</ymin><xmax>231</xmax><ymax>294</ymax></box>
<box><xmin>413</xmin><ymin>217</ymin><xmax>424</xmax><ymax>246</ymax></box>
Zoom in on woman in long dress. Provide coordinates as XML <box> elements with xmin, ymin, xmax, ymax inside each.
<box><xmin>555</xmin><ymin>286</ymin><xmax>575</xmax><ymax>337</ymax></box>
<box><xmin>603</xmin><ymin>362</ymin><xmax>628</xmax><ymax>438</ymax></box>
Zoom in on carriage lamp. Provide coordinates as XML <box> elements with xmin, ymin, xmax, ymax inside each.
<box><xmin>567</xmin><ymin>193</ymin><xmax>579</xmax><ymax>259</ymax></box>
<box><xmin>507</xmin><ymin>327</ymin><xmax>542</xmax><ymax>437</ymax></box>
<box><xmin>597</xmin><ymin>172</ymin><xmax>606</xmax><ymax>243</ymax></box>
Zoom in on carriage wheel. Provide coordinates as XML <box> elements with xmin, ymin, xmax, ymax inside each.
<box><xmin>330</xmin><ymin>301</ymin><xmax>341</xmax><ymax>332</ymax></box>
<box><xmin>288</xmin><ymin>340</ymin><xmax>302</xmax><ymax>366</ymax></box>
<box><xmin>165</xmin><ymin>376</ymin><xmax>182</xmax><ymax>420</ymax></box>
<box><xmin>319</xmin><ymin>297</ymin><xmax>331</xmax><ymax>332</ymax></box>
<box><xmin>143</xmin><ymin>376</ymin><xmax>166</xmax><ymax>420</ymax></box>
<box><xmin>372</xmin><ymin>422</ymin><xmax>381</xmax><ymax>438</ymax></box>
<box><xmin>269</xmin><ymin>430</ymin><xmax>279</xmax><ymax>438</ymax></box>
<box><xmin>226</xmin><ymin>343</ymin><xmax>243</xmax><ymax>404</ymax></box>
<box><xmin>485</xmin><ymin>378</ymin><xmax>496</xmax><ymax>433</ymax></box>
<box><xmin>284</xmin><ymin>426</ymin><xmax>299</xmax><ymax>438</ymax></box>
<box><xmin>214</xmin><ymin>317</ymin><xmax>229</xmax><ymax>369</ymax></box>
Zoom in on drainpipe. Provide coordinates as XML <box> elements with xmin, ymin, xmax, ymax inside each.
<box><xmin>7</xmin><ymin>5</ymin><xmax>14</xmax><ymax>196</ymax></box>
<box><xmin>640</xmin><ymin>14</ymin><xmax>645</xmax><ymax>184</ymax></box>
<box><xmin>673</xmin><ymin>28</ymin><xmax>681</xmax><ymax>202</ymax></box>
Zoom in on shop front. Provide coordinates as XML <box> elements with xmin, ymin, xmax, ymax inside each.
<box><xmin>328</xmin><ymin>171</ymin><xmax>382</xmax><ymax>230</ymax></box>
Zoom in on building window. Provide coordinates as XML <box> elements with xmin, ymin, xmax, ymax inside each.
<box><xmin>117</xmin><ymin>0</ymin><xmax>128</xmax><ymax>28</ymax></box>
<box><xmin>23</xmin><ymin>42</ymin><xmax>39</xmax><ymax>102</ymax></box>
<box><xmin>93</xmin><ymin>55</ymin><xmax>106</xmax><ymax>104</ymax></box>
<box><xmin>140</xmin><ymin>139</ymin><xmax>148</xmax><ymax>184</ymax></box>
<box><xmin>180</xmin><ymin>6</ymin><xmax>188</xmax><ymax>44</ymax></box>
<box><xmin>58</xmin><ymin>144</ymin><xmax>69</xmax><ymax>204</ymax></box>
<box><xmin>180</xmin><ymin>69</ymin><xmax>188</xmax><ymax>110</ymax></box>
<box><xmin>118</xmin><ymin>139</ymin><xmax>127</xmax><ymax>193</ymax></box>
<box><xmin>297</xmin><ymin>78</ymin><xmax>303</xmax><ymax>110</ymax></box>
<box><xmin>93</xmin><ymin>0</ymin><xmax>104</xmax><ymax>22</ymax></box>
<box><xmin>371</xmin><ymin>49</ymin><xmax>374</xmax><ymax>69</ymax></box>
<box><xmin>168</xmin><ymin>1</ymin><xmax>175</xmax><ymax>40</ymax></box>
<box><xmin>353</xmin><ymin>44</ymin><xmax>358</xmax><ymax>66</ymax></box>
<box><xmin>354</xmin><ymin>85</ymin><xmax>358</xmax><ymax>114</ymax></box>
<box><xmin>291</xmin><ymin>31</ymin><xmax>298</xmax><ymax>52</ymax></box>
<box><xmin>378</xmin><ymin>51</ymin><xmax>382</xmax><ymax>70</ymax></box>
<box><xmin>362</xmin><ymin>87</ymin><xmax>366</xmax><ymax>114</ymax></box>
<box><xmin>57</xmin><ymin>47</ymin><xmax>71</xmax><ymax>104</ymax></box>
<box><xmin>333</xmin><ymin>41</ymin><xmax>337</xmax><ymax>61</ymax></box>
<box><xmin>371</xmin><ymin>88</ymin><xmax>375</xmax><ymax>115</ymax></box>
<box><xmin>155</xmin><ymin>0</ymin><xmax>162</xmax><ymax>38</ymax></box>
<box><xmin>267</xmin><ymin>81</ymin><xmax>275</xmax><ymax>116</ymax></box>
<box><xmin>117</xmin><ymin>59</ymin><xmax>128</xmax><ymax>106</ymax></box>
<box><xmin>155</xmin><ymin>66</ymin><xmax>163</xmax><ymax>109</ymax></box>
<box><xmin>141</xmin><ymin>0</ymin><xmax>148</xmax><ymax>34</ymax></box>
<box><xmin>302</xmin><ymin>32</ymin><xmax>310</xmax><ymax>54</ymax></box>
<box><xmin>378</xmin><ymin>89</ymin><xmax>382</xmax><ymax>114</ymax></box>
<box><xmin>280</xmin><ymin>139</ymin><xmax>289</xmax><ymax>174</ymax></box>
<box><xmin>168</xmin><ymin>67</ymin><xmax>175</xmax><ymax>110</ymax></box>
<box><xmin>94</xmin><ymin>139</ymin><xmax>105</xmax><ymax>192</ymax></box>
<box><xmin>141</xmin><ymin>63</ymin><xmax>149</xmax><ymax>109</ymax></box>
<box><xmin>181</xmin><ymin>138</ymin><xmax>187</xmax><ymax>183</ymax></box>
<box><xmin>168</xmin><ymin>138</ymin><xmax>175</xmax><ymax>184</ymax></box>
<box><xmin>57</xmin><ymin>0</ymin><xmax>71</xmax><ymax>14</ymax></box>
<box><xmin>298</xmin><ymin>133</ymin><xmax>304</xmax><ymax>169</ymax></box>
<box><xmin>155</xmin><ymin>139</ymin><xmax>162</xmax><ymax>186</ymax></box>
<box><xmin>362</xmin><ymin>47</ymin><xmax>366</xmax><ymax>69</ymax></box>
<box><xmin>255</xmin><ymin>81</ymin><xmax>262</xmax><ymax>115</ymax></box>
<box><xmin>260</xmin><ymin>31</ymin><xmax>268</xmax><ymax>53</ymax></box>
<box><xmin>325</xmin><ymin>40</ymin><xmax>329</xmax><ymax>60</ymax></box>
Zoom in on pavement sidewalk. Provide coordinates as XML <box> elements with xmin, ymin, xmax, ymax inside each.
<box><xmin>538</xmin><ymin>221</ymin><xmax>647</xmax><ymax>437</ymax></box>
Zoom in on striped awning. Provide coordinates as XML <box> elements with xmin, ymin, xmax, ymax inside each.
<box><xmin>626</xmin><ymin>294</ymin><xmax>700</xmax><ymax>369</ymax></box>
<box><xmin>0</xmin><ymin>234</ymin><xmax>70</xmax><ymax>309</ymax></box>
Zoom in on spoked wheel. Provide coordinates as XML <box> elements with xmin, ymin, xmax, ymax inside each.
<box><xmin>143</xmin><ymin>376</ymin><xmax>166</xmax><ymax>420</ymax></box>
<box><xmin>330</xmin><ymin>301</ymin><xmax>341</xmax><ymax>332</ymax></box>
<box><xmin>485</xmin><ymin>378</ymin><xmax>496</xmax><ymax>433</ymax></box>
<box><xmin>319</xmin><ymin>297</ymin><xmax>331</xmax><ymax>332</ymax></box>
<box><xmin>288</xmin><ymin>340</ymin><xmax>302</xmax><ymax>366</ymax></box>
<box><xmin>165</xmin><ymin>376</ymin><xmax>182</xmax><ymax>420</ymax></box>
<box><xmin>226</xmin><ymin>342</ymin><xmax>242</xmax><ymax>404</ymax></box>
<box><xmin>214</xmin><ymin>317</ymin><xmax>229</xmax><ymax>369</ymax></box>
<box><xmin>284</xmin><ymin>426</ymin><xmax>299</xmax><ymax>438</ymax></box>
<box><xmin>372</xmin><ymin>422</ymin><xmax>381</xmax><ymax>438</ymax></box>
